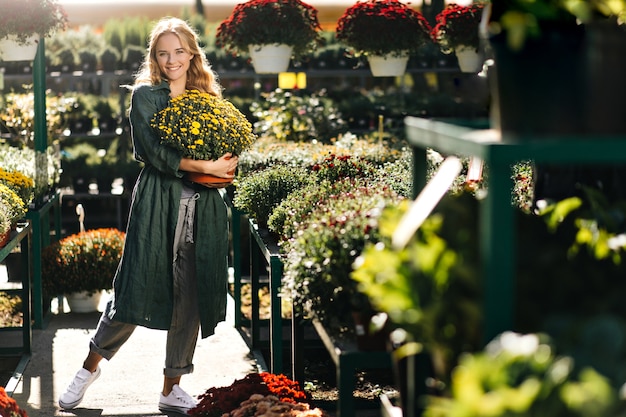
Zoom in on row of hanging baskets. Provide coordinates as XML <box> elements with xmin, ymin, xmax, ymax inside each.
<box><xmin>217</xmin><ymin>0</ymin><xmax>486</xmax><ymax>77</ymax></box>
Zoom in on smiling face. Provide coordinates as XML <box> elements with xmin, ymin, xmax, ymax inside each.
<box><xmin>154</xmin><ymin>32</ymin><xmax>193</xmax><ymax>92</ymax></box>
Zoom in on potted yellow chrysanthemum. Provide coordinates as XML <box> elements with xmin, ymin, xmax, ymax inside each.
<box><xmin>151</xmin><ymin>90</ymin><xmax>257</xmax><ymax>188</ymax></box>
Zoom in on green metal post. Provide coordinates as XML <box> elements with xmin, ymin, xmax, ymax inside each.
<box><xmin>32</xmin><ymin>38</ymin><xmax>49</xmax><ymax>329</ymax></box>
<box><xmin>269</xmin><ymin>256</ymin><xmax>283</xmax><ymax>373</ymax></box>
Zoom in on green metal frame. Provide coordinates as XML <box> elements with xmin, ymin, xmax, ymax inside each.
<box><xmin>0</xmin><ymin>223</ymin><xmax>32</xmax><ymax>356</ymax></box>
<box><xmin>248</xmin><ymin>219</ymin><xmax>284</xmax><ymax>374</ymax></box>
<box><xmin>311</xmin><ymin>319</ymin><xmax>392</xmax><ymax>417</ymax></box>
<box><xmin>405</xmin><ymin>116</ymin><xmax>626</xmax><ymax>343</ymax></box>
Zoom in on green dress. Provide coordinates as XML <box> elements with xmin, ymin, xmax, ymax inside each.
<box><xmin>105</xmin><ymin>81</ymin><xmax>229</xmax><ymax>339</ymax></box>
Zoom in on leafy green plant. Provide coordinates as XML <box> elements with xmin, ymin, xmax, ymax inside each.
<box><xmin>233</xmin><ymin>164</ymin><xmax>313</xmax><ymax>227</ymax></box>
<box><xmin>42</xmin><ymin>228</ymin><xmax>125</xmax><ymax>296</ymax></box>
<box><xmin>486</xmin><ymin>0</ymin><xmax>579</xmax><ymax>50</ymax></box>
<box><xmin>424</xmin><ymin>332</ymin><xmax>621</xmax><ymax>417</ymax></box>
<box><xmin>352</xmin><ymin>192</ymin><xmax>482</xmax><ymax>375</ymax></box>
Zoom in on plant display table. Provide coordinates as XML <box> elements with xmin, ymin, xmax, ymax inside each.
<box><xmin>0</xmin><ymin>222</ymin><xmax>32</xmax><ymax>396</ymax></box>
<box><xmin>405</xmin><ymin>116</ymin><xmax>626</xmax><ymax>342</ymax></box>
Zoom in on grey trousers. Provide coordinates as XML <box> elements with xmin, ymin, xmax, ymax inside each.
<box><xmin>89</xmin><ymin>193</ymin><xmax>201</xmax><ymax>378</ymax></box>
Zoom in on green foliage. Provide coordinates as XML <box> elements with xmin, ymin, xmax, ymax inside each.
<box><xmin>233</xmin><ymin>164</ymin><xmax>313</xmax><ymax>227</ymax></box>
<box><xmin>238</xmin><ymin>133</ymin><xmax>406</xmax><ymax>176</ymax></box>
<box><xmin>42</xmin><ymin>228</ymin><xmax>125</xmax><ymax>296</ymax></box>
<box><xmin>352</xmin><ymin>193</ymin><xmax>482</xmax><ymax>373</ymax></box>
<box><xmin>250</xmin><ymin>89</ymin><xmax>347</xmax><ymax>144</ymax></box>
<box><xmin>424</xmin><ymin>332</ymin><xmax>621</xmax><ymax>417</ymax></box>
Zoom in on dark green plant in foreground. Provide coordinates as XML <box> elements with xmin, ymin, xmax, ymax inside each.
<box><xmin>233</xmin><ymin>164</ymin><xmax>313</xmax><ymax>227</ymax></box>
<box><xmin>424</xmin><ymin>332</ymin><xmax>621</xmax><ymax>417</ymax></box>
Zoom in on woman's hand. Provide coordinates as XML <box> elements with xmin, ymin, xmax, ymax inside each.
<box><xmin>179</xmin><ymin>153</ymin><xmax>239</xmax><ymax>179</ymax></box>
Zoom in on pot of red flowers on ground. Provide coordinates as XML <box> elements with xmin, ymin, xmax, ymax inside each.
<box><xmin>0</xmin><ymin>386</ymin><xmax>28</xmax><ymax>417</ymax></box>
<box><xmin>0</xmin><ymin>0</ymin><xmax>68</xmax><ymax>62</ymax></box>
<box><xmin>42</xmin><ymin>228</ymin><xmax>125</xmax><ymax>313</ymax></box>
<box><xmin>189</xmin><ymin>372</ymin><xmax>328</xmax><ymax>417</ymax></box>
<box><xmin>151</xmin><ymin>89</ymin><xmax>257</xmax><ymax>188</ymax></box>
<box><xmin>431</xmin><ymin>2</ymin><xmax>486</xmax><ymax>73</ymax></box>
<box><xmin>335</xmin><ymin>0</ymin><xmax>432</xmax><ymax>77</ymax></box>
<box><xmin>216</xmin><ymin>0</ymin><xmax>324</xmax><ymax>74</ymax></box>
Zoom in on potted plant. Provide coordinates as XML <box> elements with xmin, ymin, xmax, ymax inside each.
<box><xmin>42</xmin><ymin>228</ymin><xmax>125</xmax><ymax>312</ymax></box>
<box><xmin>0</xmin><ymin>167</ymin><xmax>35</xmax><ymax>208</ymax></box>
<box><xmin>560</xmin><ymin>0</ymin><xmax>626</xmax><ymax>135</ymax></box>
<box><xmin>482</xmin><ymin>0</ymin><xmax>585</xmax><ymax>137</ymax></box>
<box><xmin>431</xmin><ymin>3</ymin><xmax>486</xmax><ymax>73</ymax></box>
<box><xmin>0</xmin><ymin>0</ymin><xmax>68</xmax><ymax>61</ymax></box>
<box><xmin>215</xmin><ymin>0</ymin><xmax>324</xmax><ymax>73</ymax></box>
<box><xmin>0</xmin><ymin>183</ymin><xmax>27</xmax><ymax>225</ymax></box>
<box><xmin>0</xmin><ymin>386</ymin><xmax>29</xmax><ymax>417</ymax></box>
<box><xmin>335</xmin><ymin>0</ymin><xmax>432</xmax><ymax>76</ymax></box>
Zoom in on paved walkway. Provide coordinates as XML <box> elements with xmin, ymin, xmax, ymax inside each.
<box><xmin>9</xmin><ymin>294</ymin><xmax>259</xmax><ymax>417</ymax></box>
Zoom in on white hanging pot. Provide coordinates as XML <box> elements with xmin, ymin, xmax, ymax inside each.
<box><xmin>248</xmin><ymin>44</ymin><xmax>292</xmax><ymax>74</ymax></box>
<box><xmin>455</xmin><ymin>45</ymin><xmax>483</xmax><ymax>73</ymax></box>
<box><xmin>0</xmin><ymin>34</ymin><xmax>40</xmax><ymax>62</ymax></box>
<box><xmin>367</xmin><ymin>53</ymin><xmax>409</xmax><ymax>77</ymax></box>
<box><xmin>66</xmin><ymin>291</ymin><xmax>103</xmax><ymax>313</ymax></box>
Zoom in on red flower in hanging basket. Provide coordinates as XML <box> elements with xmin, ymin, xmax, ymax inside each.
<box><xmin>431</xmin><ymin>3</ymin><xmax>486</xmax><ymax>53</ymax></box>
<box><xmin>335</xmin><ymin>0</ymin><xmax>432</xmax><ymax>58</ymax></box>
<box><xmin>0</xmin><ymin>0</ymin><xmax>68</xmax><ymax>45</ymax></box>
<box><xmin>216</xmin><ymin>0</ymin><xmax>324</xmax><ymax>60</ymax></box>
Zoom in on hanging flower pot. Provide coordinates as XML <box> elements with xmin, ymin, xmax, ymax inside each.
<box><xmin>432</xmin><ymin>3</ymin><xmax>486</xmax><ymax>73</ymax></box>
<box><xmin>0</xmin><ymin>0</ymin><xmax>69</xmax><ymax>61</ymax></box>
<box><xmin>367</xmin><ymin>54</ymin><xmax>409</xmax><ymax>77</ymax></box>
<box><xmin>0</xmin><ymin>34</ymin><xmax>40</xmax><ymax>62</ymax></box>
<box><xmin>336</xmin><ymin>0</ymin><xmax>432</xmax><ymax>69</ymax></box>
<box><xmin>216</xmin><ymin>0</ymin><xmax>323</xmax><ymax>67</ymax></box>
<box><xmin>248</xmin><ymin>44</ymin><xmax>292</xmax><ymax>74</ymax></box>
<box><xmin>455</xmin><ymin>45</ymin><xmax>483</xmax><ymax>73</ymax></box>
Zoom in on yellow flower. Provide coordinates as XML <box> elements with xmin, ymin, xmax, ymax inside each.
<box><xmin>150</xmin><ymin>89</ymin><xmax>257</xmax><ymax>161</ymax></box>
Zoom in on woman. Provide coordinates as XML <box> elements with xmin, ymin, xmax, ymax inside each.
<box><xmin>58</xmin><ymin>17</ymin><xmax>238</xmax><ymax>414</ymax></box>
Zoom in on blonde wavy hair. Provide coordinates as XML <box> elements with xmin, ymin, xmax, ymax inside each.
<box><xmin>134</xmin><ymin>17</ymin><xmax>222</xmax><ymax>97</ymax></box>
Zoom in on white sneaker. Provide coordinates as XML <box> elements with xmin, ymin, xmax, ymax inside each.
<box><xmin>58</xmin><ymin>366</ymin><xmax>101</xmax><ymax>409</ymax></box>
<box><xmin>158</xmin><ymin>384</ymin><xmax>197</xmax><ymax>414</ymax></box>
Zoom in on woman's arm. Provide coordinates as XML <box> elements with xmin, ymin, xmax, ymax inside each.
<box><xmin>179</xmin><ymin>153</ymin><xmax>239</xmax><ymax>179</ymax></box>
<box><xmin>129</xmin><ymin>85</ymin><xmax>183</xmax><ymax>177</ymax></box>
